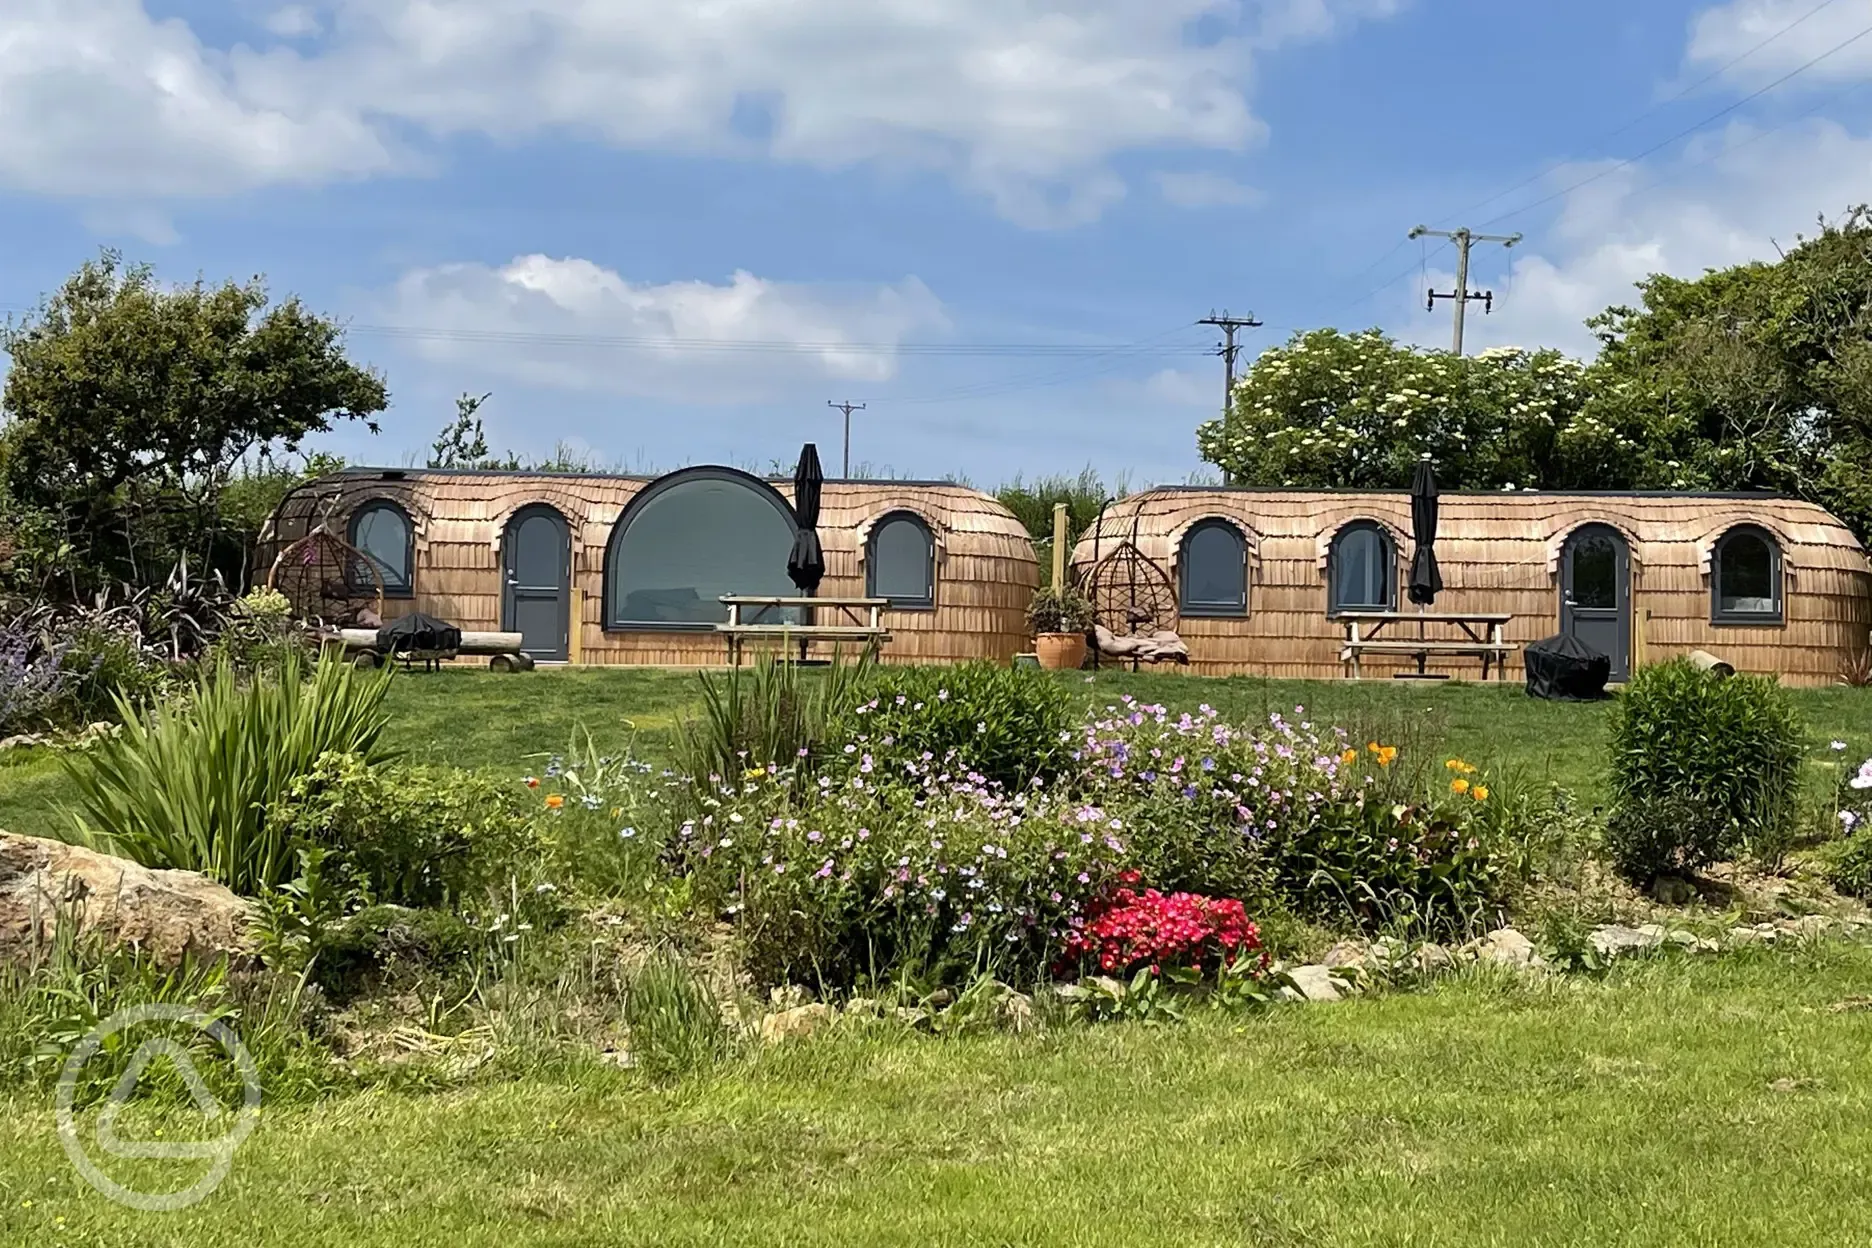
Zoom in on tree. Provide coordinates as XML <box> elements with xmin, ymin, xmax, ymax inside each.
<box><xmin>1196</xmin><ymin>328</ymin><xmax>1589</xmax><ymax>490</ymax></box>
<box><xmin>428</xmin><ymin>391</ymin><xmax>522</xmax><ymax>469</ymax></box>
<box><xmin>0</xmin><ymin>251</ymin><xmax>387</xmax><ymax>595</ymax></box>
<box><xmin>1581</xmin><ymin>206</ymin><xmax>1872</xmax><ymax>538</ymax></box>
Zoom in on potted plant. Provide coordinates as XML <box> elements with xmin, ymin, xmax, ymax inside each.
<box><xmin>1028</xmin><ymin>584</ymin><xmax>1094</xmax><ymax>670</ymax></box>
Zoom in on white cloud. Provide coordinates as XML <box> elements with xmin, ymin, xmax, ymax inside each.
<box><xmin>0</xmin><ymin>0</ymin><xmax>397</xmax><ymax>198</ymax></box>
<box><xmin>1153</xmin><ymin>170</ymin><xmax>1265</xmax><ymax>208</ymax></box>
<box><xmin>1389</xmin><ymin>115</ymin><xmax>1872</xmax><ymax>358</ymax></box>
<box><xmin>373</xmin><ymin>255</ymin><xmax>949</xmax><ymax>402</ymax></box>
<box><xmin>0</xmin><ymin>0</ymin><xmax>1398</xmax><ymax>224</ymax></box>
<box><xmin>1686</xmin><ymin>0</ymin><xmax>1872</xmax><ymax>85</ymax></box>
<box><xmin>1142</xmin><ymin>367</ymin><xmax>1223</xmax><ymax>406</ymax></box>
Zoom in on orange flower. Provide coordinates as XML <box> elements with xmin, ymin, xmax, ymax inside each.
<box><xmin>1374</xmin><ymin>745</ymin><xmax>1398</xmax><ymax>768</ymax></box>
<box><xmin>1340</xmin><ymin>748</ymin><xmax>1359</xmax><ymax>765</ymax></box>
<box><xmin>545</xmin><ymin>794</ymin><xmax>565</xmax><ymax>809</ymax></box>
<box><xmin>1450</xmin><ymin>778</ymin><xmax>1470</xmax><ymax>795</ymax></box>
<box><xmin>1471</xmin><ymin>785</ymin><xmax>1490</xmax><ymax>802</ymax></box>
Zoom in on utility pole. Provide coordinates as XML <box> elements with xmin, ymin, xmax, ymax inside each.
<box><xmin>1198</xmin><ymin>310</ymin><xmax>1262</xmax><ymax>417</ymax></box>
<box><xmin>828</xmin><ymin>400</ymin><xmax>866</xmax><ymax>477</ymax></box>
<box><xmin>1199</xmin><ymin>311</ymin><xmax>1260</xmax><ymax>487</ymax></box>
<box><xmin>1409</xmin><ymin>226</ymin><xmax>1522</xmax><ymax>355</ymax></box>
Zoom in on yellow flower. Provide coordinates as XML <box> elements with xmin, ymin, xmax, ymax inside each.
<box><xmin>1374</xmin><ymin>745</ymin><xmax>1398</xmax><ymax>768</ymax></box>
<box><xmin>1445</xmin><ymin>758</ymin><xmax>1465</xmax><ymax>772</ymax></box>
<box><xmin>1472</xmin><ymin>785</ymin><xmax>1490</xmax><ymax>802</ymax></box>
<box><xmin>1367</xmin><ymin>741</ymin><xmax>1381</xmax><ymax>754</ymax></box>
<box><xmin>744</xmin><ymin>767</ymin><xmax>766</xmax><ymax>779</ymax></box>
<box><xmin>545</xmin><ymin>794</ymin><xmax>565</xmax><ymax>809</ymax></box>
<box><xmin>611</xmin><ymin>807</ymin><xmax>623</xmax><ymax>819</ymax></box>
<box><xmin>1340</xmin><ymin>748</ymin><xmax>1359</xmax><ymax>765</ymax></box>
<box><xmin>1451</xmin><ymin>778</ymin><xmax>1470</xmax><ymax>795</ymax></box>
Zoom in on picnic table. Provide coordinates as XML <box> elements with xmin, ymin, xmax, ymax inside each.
<box><xmin>718</xmin><ymin>595</ymin><xmax>891</xmax><ymax>666</ymax></box>
<box><xmin>1337</xmin><ymin>611</ymin><xmax>1515</xmax><ymax>680</ymax></box>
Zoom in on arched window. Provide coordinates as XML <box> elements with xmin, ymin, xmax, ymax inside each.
<box><xmin>605</xmin><ymin>467</ymin><xmax>800</xmax><ymax>628</ymax></box>
<box><xmin>1712</xmin><ymin>525</ymin><xmax>1784</xmax><ymax>623</ymax></box>
<box><xmin>1328</xmin><ymin>521</ymin><xmax>1395</xmax><ymax>614</ymax></box>
<box><xmin>347</xmin><ymin>500</ymin><xmax>413</xmax><ymax>596</ymax></box>
<box><xmin>1178</xmin><ymin>518</ymin><xmax>1248</xmax><ymax>616</ymax></box>
<box><xmin>867</xmin><ymin>511</ymin><xmax>936</xmax><ymax>609</ymax></box>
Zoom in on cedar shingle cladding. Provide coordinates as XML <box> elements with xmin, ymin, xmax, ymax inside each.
<box><xmin>277</xmin><ymin>469</ymin><xmax>1039</xmax><ymax>666</ymax></box>
<box><xmin>1070</xmin><ymin>489</ymin><xmax>1872</xmax><ymax>686</ymax></box>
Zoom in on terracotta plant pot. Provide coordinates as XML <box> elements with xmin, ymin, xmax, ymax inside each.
<box><xmin>1034</xmin><ymin>631</ymin><xmax>1087</xmax><ymax>671</ymax></box>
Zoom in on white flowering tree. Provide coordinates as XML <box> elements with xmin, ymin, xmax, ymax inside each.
<box><xmin>1197</xmin><ymin>328</ymin><xmax>1592</xmax><ymax>489</ymax></box>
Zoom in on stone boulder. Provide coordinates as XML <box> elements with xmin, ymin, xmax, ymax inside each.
<box><xmin>0</xmin><ymin>832</ymin><xmax>253</xmax><ymax>966</ymax></box>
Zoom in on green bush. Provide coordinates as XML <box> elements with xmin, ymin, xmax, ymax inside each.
<box><xmin>828</xmin><ymin>661</ymin><xmax>1075</xmax><ymax>790</ymax></box>
<box><xmin>1824</xmin><ymin>834</ymin><xmax>1872</xmax><ymax>900</ymax></box>
<box><xmin>310</xmin><ymin>904</ymin><xmax>485</xmax><ymax>1001</ymax></box>
<box><xmin>1604</xmin><ymin>658</ymin><xmax>1803</xmax><ymax>883</ymax></box>
<box><xmin>65</xmin><ymin>650</ymin><xmax>396</xmax><ymax>895</ymax></box>
<box><xmin>266</xmin><ymin>752</ymin><xmax>541</xmax><ymax>907</ymax></box>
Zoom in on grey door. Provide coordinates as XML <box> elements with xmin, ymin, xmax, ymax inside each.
<box><xmin>1560</xmin><ymin>523</ymin><xmax>1630</xmax><ymax>681</ymax></box>
<box><xmin>503</xmin><ymin>505</ymin><xmax>571</xmax><ymax>662</ymax></box>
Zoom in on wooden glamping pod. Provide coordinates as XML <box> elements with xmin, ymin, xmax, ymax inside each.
<box><xmin>1070</xmin><ymin>489</ymin><xmax>1872</xmax><ymax>686</ymax></box>
<box><xmin>257</xmin><ymin>467</ymin><xmax>1038</xmax><ymax>666</ymax></box>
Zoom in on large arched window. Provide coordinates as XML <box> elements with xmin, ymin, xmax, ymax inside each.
<box><xmin>1328</xmin><ymin>521</ymin><xmax>1396</xmax><ymax>614</ymax></box>
<box><xmin>1178</xmin><ymin>518</ymin><xmax>1248</xmax><ymax>617</ymax></box>
<box><xmin>1712</xmin><ymin>524</ymin><xmax>1784</xmax><ymax>623</ymax></box>
<box><xmin>866</xmin><ymin>511</ymin><xmax>936</xmax><ymax>609</ymax></box>
<box><xmin>347</xmin><ymin>500</ymin><xmax>414</xmax><ymax>596</ymax></box>
<box><xmin>605</xmin><ymin>467</ymin><xmax>800</xmax><ymax>628</ymax></box>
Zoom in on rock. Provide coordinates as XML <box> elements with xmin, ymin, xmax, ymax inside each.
<box><xmin>995</xmin><ymin>990</ymin><xmax>1035</xmax><ymax>1033</ymax></box>
<box><xmin>1651</xmin><ymin>876</ymin><xmax>1697</xmax><ymax>905</ymax></box>
<box><xmin>0</xmin><ymin>733</ymin><xmax>46</xmax><ymax>752</ymax></box>
<box><xmin>1415</xmin><ymin>943</ymin><xmax>1454</xmax><ymax>974</ymax></box>
<box><xmin>1280</xmin><ymin>964</ymin><xmax>1344</xmax><ymax>1002</ymax></box>
<box><xmin>1589</xmin><ymin>924</ymin><xmax>1659</xmax><ymax>958</ymax></box>
<box><xmin>757</xmin><ymin>1003</ymin><xmax>833</xmax><ymax>1044</ymax></box>
<box><xmin>844</xmin><ymin>996</ymin><xmax>879</xmax><ymax>1017</ymax></box>
<box><xmin>769</xmin><ymin>984</ymin><xmax>813</xmax><ymax>1010</ymax></box>
<box><xmin>1729</xmin><ymin>924</ymin><xmax>1779</xmax><ymax>944</ymax></box>
<box><xmin>1470</xmin><ymin>927</ymin><xmax>1544</xmax><ymax>968</ymax></box>
<box><xmin>1320</xmin><ymin>941</ymin><xmax>1369</xmax><ymax>969</ymax></box>
<box><xmin>1781</xmin><ymin>915</ymin><xmax>1835</xmax><ymax>939</ymax></box>
<box><xmin>0</xmin><ymin>832</ymin><xmax>252</xmax><ymax>967</ymax></box>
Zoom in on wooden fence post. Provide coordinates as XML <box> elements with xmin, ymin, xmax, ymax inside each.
<box><xmin>1052</xmin><ymin>503</ymin><xmax>1068</xmax><ymax>589</ymax></box>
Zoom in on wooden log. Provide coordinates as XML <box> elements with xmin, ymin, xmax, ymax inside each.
<box><xmin>334</xmin><ymin>628</ymin><xmax>524</xmax><ymax>655</ymax></box>
<box><xmin>1688</xmin><ymin>649</ymin><xmax>1735</xmax><ymax>677</ymax></box>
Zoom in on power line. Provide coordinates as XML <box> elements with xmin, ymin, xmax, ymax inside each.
<box><xmin>1477</xmin><ymin>14</ymin><xmax>1872</xmax><ymax>230</ymax></box>
<box><xmin>1197</xmin><ymin>310</ymin><xmax>1262</xmax><ymax>420</ymax></box>
<box><xmin>1434</xmin><ymin>0</ymin><xmax>1846</xmax><ymax>227</ymax></box>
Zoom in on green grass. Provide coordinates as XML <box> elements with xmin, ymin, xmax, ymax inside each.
<box><xmin>6</xmin><ymin>944</ymin><xmax>1872</xmax><ymax>1246</ymax></box>
<box><xmin>6</xmin><ymin>665</ymin><xmax>1871</xmax><ymax>842</ymax></box>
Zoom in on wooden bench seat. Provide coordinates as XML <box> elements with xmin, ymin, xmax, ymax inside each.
<box><xmin>1340</xmin><ymin>639</ymin><xmax>1517</xmax><ymax>680</ymax></box>
<box><xmin>715</xmin><ymin>623</ymin><xmax>890</xmax><ymax>665</ymax></box>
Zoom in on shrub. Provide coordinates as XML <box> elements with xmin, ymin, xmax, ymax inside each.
<box><xmin>1026</xmin><ymin>585</ymin><xmax>1093</xmax><ymax>634</ymax></box>
<box><xmin>1072</xmin><ymin>698</ymin><xmax>1517</xmax><ymax>935</ymax></box>
<box><xmin>266</xmin><ymin>752</ymin><xmax>540</xmax><ymax>908</ymax></box>
<box><xmin>309</xmin><ymin>904</ymin><xmax>484</xmax><ymax>1000</ymax></box>
<box><xmin>54</xmin><ymin>612</ymin><xmax>169</xmax><ymax>724</ymax></box>
<box><xmin>1605</xmin><ymin>658</ymin><xmax>1803</xmax><ymax>882</ymax></box>
<box><xmin>65</xmin><ymin>650</ymin><xmax>396</xmax><ymax>895</ymax></box>
<box><xmin>1058</xmin><ymin>872</ymin><xmax>1263</xmax><ymax>977</ymax></box>
<box><xmin>0</xmin><ymin>611</ymin><xmax>73</xmax><ymax>735</ymax></box>
<box><xmin>1823</xmin><ymin>833</ymin><xmax>1872</xmax><ymax>901</ymax></box>
<box><xmin>524</xmin><ymin>732</ymin><xmax>684</xmax><ymax>900</ymax></box>
<box><xmin>675</xmin><ymin>756</ymin><xmax>1128</xmax><ymax>989</ymax></box>
<box><xmin>829</xmin><ymin>661</ymin><xmax>1076</xmax><ymax>791</ymax></box>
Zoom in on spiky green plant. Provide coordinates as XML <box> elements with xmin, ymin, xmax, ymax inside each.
<box><xmin>63</xmin><ymin>649</ymin><xmax>397</xmax><ymax>895</ymax></box>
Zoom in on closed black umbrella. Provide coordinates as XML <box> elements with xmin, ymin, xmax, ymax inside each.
<box><xmin>1407</xmin><ymin>455</ymin><xmax>1443</xmax><ymax>606</ymax></box>
<box><xmin>786</xmin><ymin>443</ymin><xmax>825</xmax><ymax>595</ymax></box>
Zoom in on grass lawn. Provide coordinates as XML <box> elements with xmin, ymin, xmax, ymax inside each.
<box><xmin>6</xmin><ymin>664</ymin><xmax>1872</xmax><ymax>842</ymax></box>
<box><xmin>6</xmin><ymin>943</ymin><xmax>1872</xmax><ymax>1246</ymax></box>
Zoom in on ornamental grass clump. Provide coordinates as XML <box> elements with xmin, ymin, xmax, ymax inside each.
<box><xmin>65</xmin><ymin>650</ymin><xmax>396</xmax><ymax>896</ymax></box>
<box><xmin>1604</xmin><ymin>657</ymin><xmax>1803</xmax><ymax>883</ymax></box>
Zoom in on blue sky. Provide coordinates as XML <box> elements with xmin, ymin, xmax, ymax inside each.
<box><xmin>3</xmin><ymin>0</ymin><xmax>1869</xmax><ymax>486</ymax></box>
